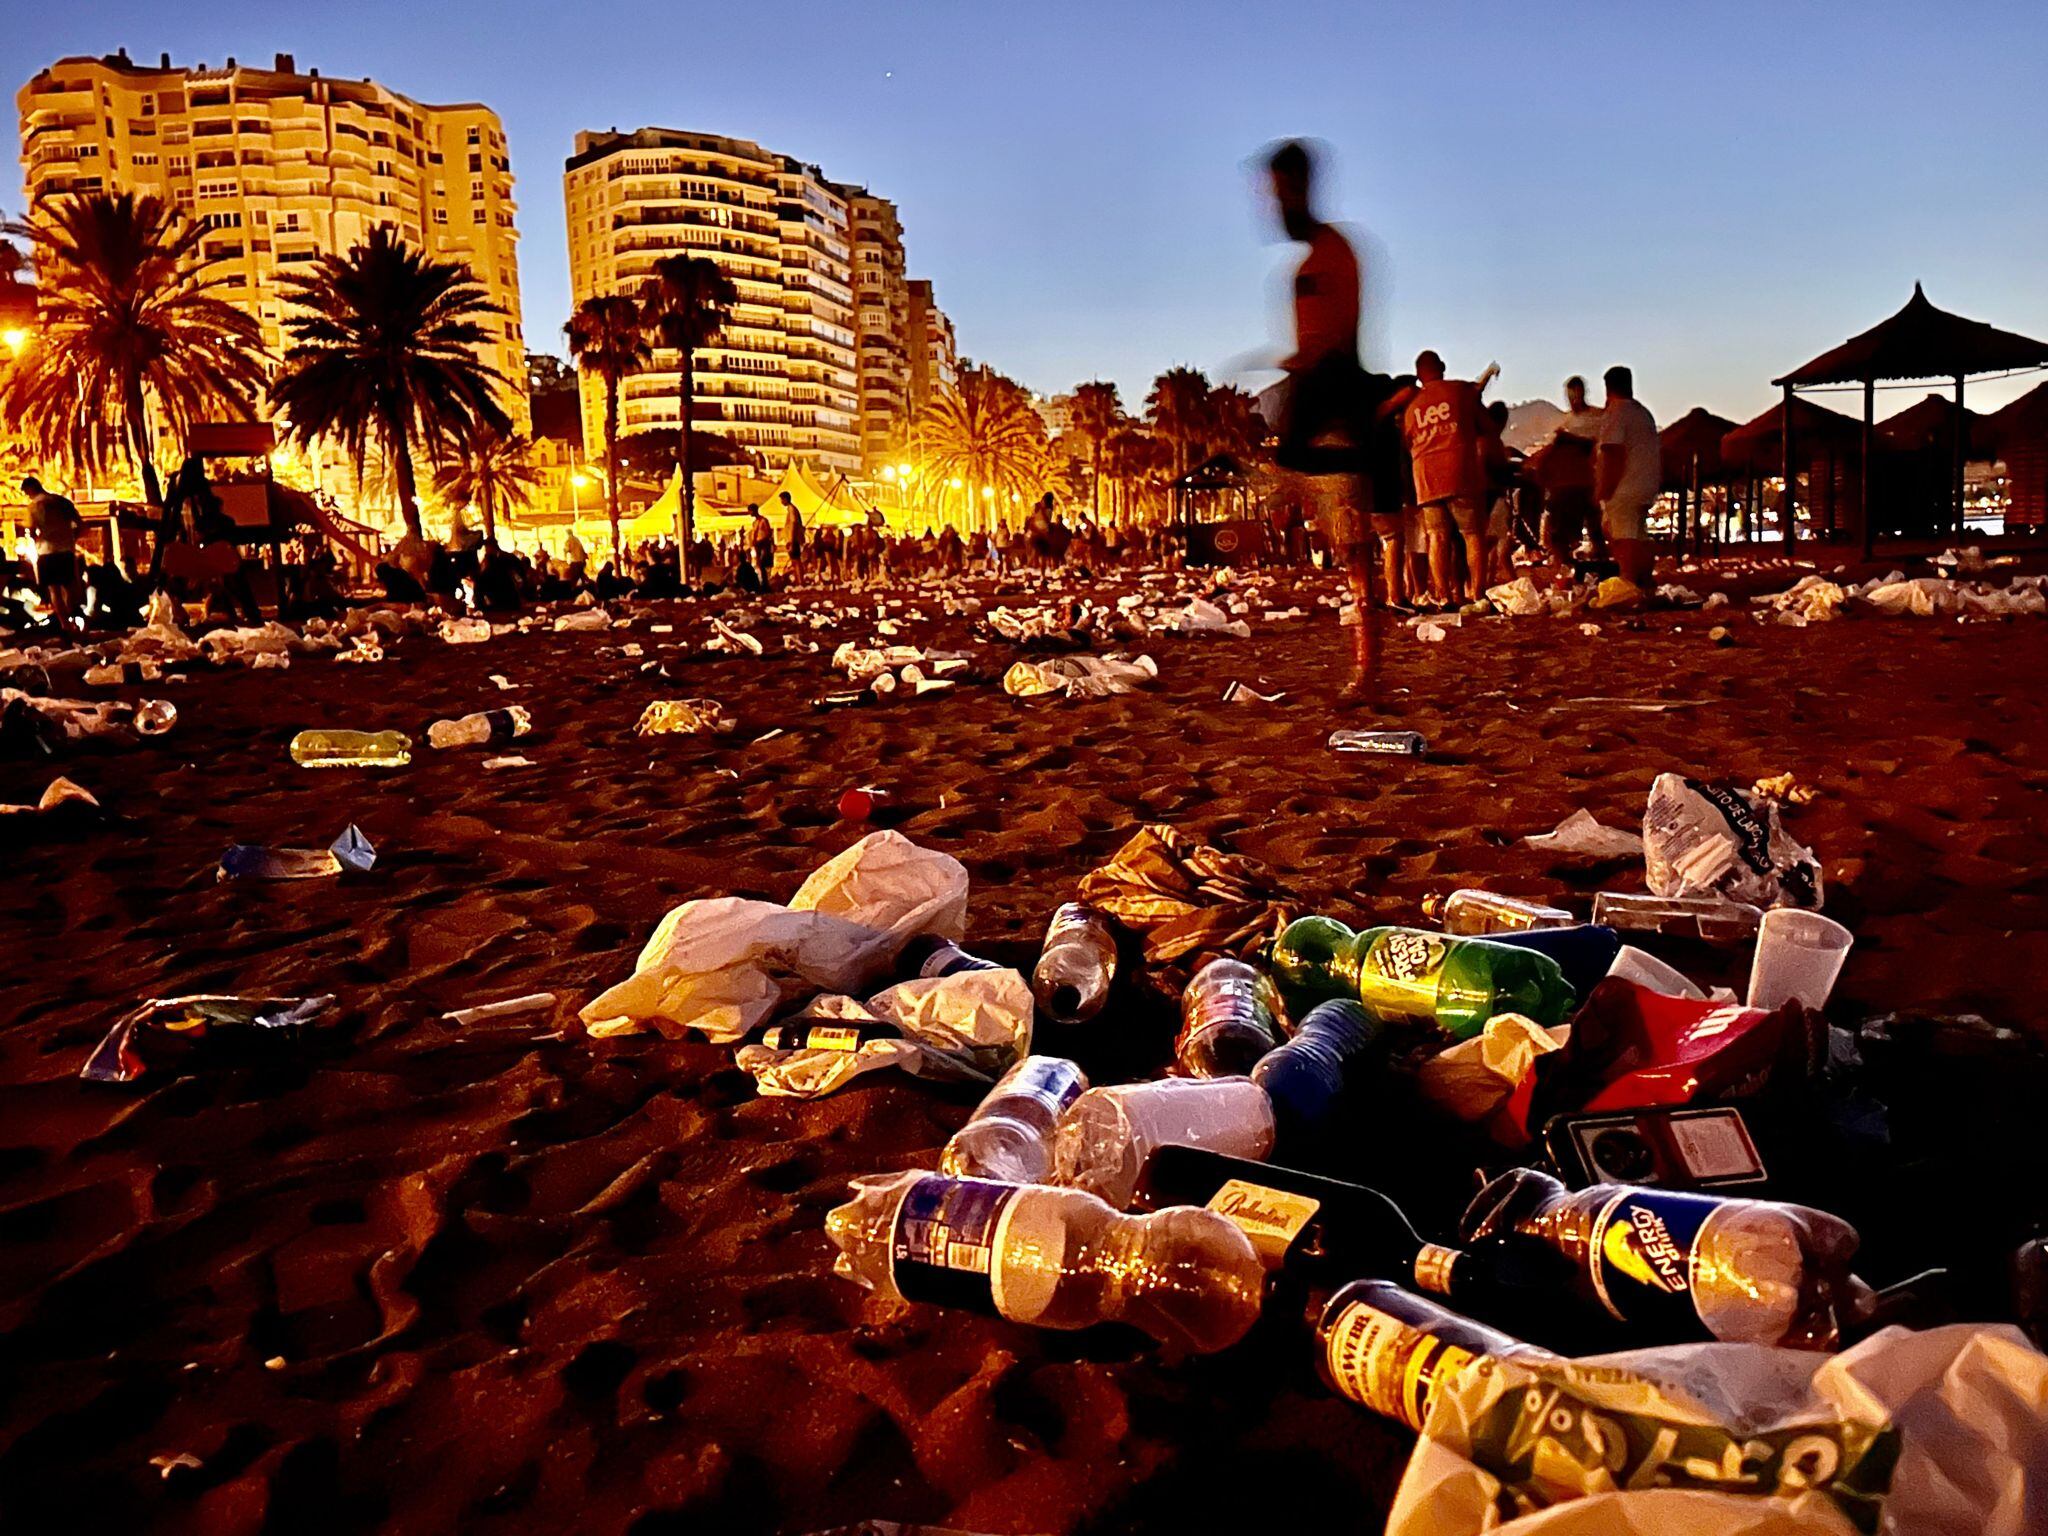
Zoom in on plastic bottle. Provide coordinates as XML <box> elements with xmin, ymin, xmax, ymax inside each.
<box><xmin>1480</xmin><ymin>924</ymin><xmax>1624</xmax><ymax>1000</ymax></box>
<box><xmin>1269</xmin><ymin>916</ymin><xmax>1576</xmax><ymax>1040</ymax></box>
<box><xmin>1031</xmin><ymin>903</ymin><xmax>1118</xmax><ymax>1025</ymax></box>
<box><xmin>1135</xmin><ymin>1145</ymin><xmax>1465</xmax><ymax>1291</ymax></box>
<box><xmin>1249</xmin><ymin>998</ymin><xmax>1384</xmax><ymax>1153</ymax></box>
<box><xmin>1328</xmin><ymin>729</ymin><xmax>1426</xmax><ymax>757</ymax></box>
<box><xmin>897</xmin><ymin>933</ymin><xmax>1004</xmax><ymax>980</ymax></box>
<box><xmin>1591</xmin><ymin>891</ymin><xmax>1764</xmax><ymax>944</ymax></box>
<box><xmin>289</xmin><ymin>729</ymin><xmax>413</xmax><ymax>768</ymax></box>
<box><xmin>826</xmin><ymin>1170</ymin><xmax>1264</xmax><ymax>1353</ymax></box>
<box><xmin>749</xmin><ymin>1020</ymin><xmax>904</xmax><ymax>1053</ymax></box>
<box><xmin>427</xmin><ymin>706</ymin><xmax>532</xmax><ymax>750</ymax></box>
<box><xmin>940</xmin><ymin>1055</ymin><xmax>1089</xmax><ymax>1183</ymax></box>
<box><xmin>1423</xmin><ymin>889</ymin><xmax>1574</xmax><ymax>935</ymax></box>
<box><xmin>133</xmin><ymin>699</ymin><xmax>178</xmax><ymax>736</ymax></box>
<box><xmin>1174</xmin><ymin>957</ymin><xmax>1282</xmax><ymax>1077</ymax></box>
<box><xmin>1453</xmin><ymin>1167</ymin><xmax>1865</xmax><ymax>1348</ymax></box>
<box><xmin>85</xmin><ymin>660</ymin><xmax>163</xmax><ymax>686</ymax></box>
<box><xmin>1316</xmin><ymin>1279</ymin><xmax>1549</xmax><ymax>1431</ymax></box>
<box><xmin>1053</xmin><ymin>1077</ymin><xmax>1277</xmax><ymax>1208</ymax></box>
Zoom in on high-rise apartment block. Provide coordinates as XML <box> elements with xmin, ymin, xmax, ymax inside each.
<box><xmin>836</xmin><ymin>186</ymin><xmax>909</xmax><ymax>470</ymax></box>
<box><xmin>906</xmin><ymin>277</ymin><xmax>957</xmax><ymax>415</ymax></box>
<box><xmin>17</xmin><ymin>49</ymin><xmax>530</xmax><ymax>429</ymax></box>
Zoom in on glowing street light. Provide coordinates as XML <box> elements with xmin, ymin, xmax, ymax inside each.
<box><xmin>0</xmin><ymin>328</ymin><xmax>26</xmax><ymax>357</ymax></box>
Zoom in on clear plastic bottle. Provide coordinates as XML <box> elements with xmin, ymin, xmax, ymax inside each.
<box><xmin>1423</xmin><ymin>889</ymin><xmax>1575</xmax><ymax>935</ymax></box>
<box><xmin>1031</xmin><ymin>903</ymin><xmax>1118</xmax><ymax>1025</ymax></box>
<box><xmin>941</xmin><ymin>1055</ymin><xmax>1089</xmax><ymax>1183</ymax></box>
<box><xmin>1328</xmin><ymin>729</ymin><xmax>1426</xmax><ymax>757</ymax></box>
<box><xmin>1053</xmin><ymin>1077</ymin><xmax>1276</xmax><ymax>1209</ymax></box>
<box><xmin>132</xmin><ymin>699</ymin><xmax>178</xmax><ymax>736</ymax></box>
<box><xmin>427</xmin><ymin>706</ymin><xmax>532</xmax><ymax>750</ymax></box>
<box><xmin>1591</xmin><ymin>891</ymin><xmax>1764</xmax><ymax>944</ymax></box>
<box><xmin>289</xmin><ymin>729</ymin><xmax>413</xmax><ymax>768</ymax></box>
<box><xmin>826</xmin><ymin>1170</ymin><xmax>1264</xmax><ymax>1353</ymax></box>
<box><xmin>1175</xmin><ymin>957</ymin><xmax>1282</xmax><ymax>1077</ymax></box>
<box><xmin>1454</xmin><ymin>1168</ymin><xmax>1865</xmax><ymax>1348</ymax></box>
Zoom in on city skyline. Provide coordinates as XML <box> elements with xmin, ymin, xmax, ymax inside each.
<box><xmin>8</xmin><ymin>0</ymin><xmax>2048</xmax><ymax>430</ymax></box>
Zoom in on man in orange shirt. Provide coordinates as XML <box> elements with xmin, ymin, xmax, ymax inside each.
<box><xmin>1265</xmin><ymin>138</ymin><xmax>1395</xmax><ymax>701</ymax></box>
<box><xmin>1401</xmin><ymin>350</ymin><xmax>1490</xmax><ymax>604</ymax></box>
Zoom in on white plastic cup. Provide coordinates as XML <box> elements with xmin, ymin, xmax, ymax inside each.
<box><xmin>1606</xmin><ymin>945</ymin><xmax>1707</xmax><ymax>1000</ymax></box>
<box><xmin>1746</xmin><ymin>909</ymin><xmax>1854</xmax><ymax>1012</ymax></box>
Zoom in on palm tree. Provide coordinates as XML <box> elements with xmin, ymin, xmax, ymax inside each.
<box><xmin>270</xmin><ymin>224</ymin><xmax>510</xmax><ymax>541</ymax></box>
<box><xmin>639</xmin><ymin>254</ymin><xmax>737</xmax><ymax>579</ymax></box>
<box><xmin>914</xmin><ymin>366</ymin><xmax>1050</xmax><ymax>529</ymax></box>
<box><xmin>0</xmin><ymin>192</ymin><xmax>268</xmax><ymax>571</ymax></box>
<box><xmin>564</xmin><ymin>293</ymin><xmax>648</xmax><ymax>560</ymax></box>
<box><xmin>1070</xmin><ymin>380</ymin><xmax>1122</xmax><ymax>521</ymax></box>
<box><xmin>1145</xmin><ymin>365</ymin><xmax>1214</xmax><ymax>487</ymax></box>
<box><xmin>1103</xmin><ymin>425</ymin><xmax>1168</xmax><ymax>525</ymax></box>
<box><xmin>1206</xmin><ymin>383</ymin><xmax>1269</xmax><ymax>466</ymax></box>
<box><xmin>432</xmin><ymin>422</ymin><xmax>540</xmax><ymax>545</ymax></box>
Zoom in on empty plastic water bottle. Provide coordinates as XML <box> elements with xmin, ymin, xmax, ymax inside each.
<box><xmin>1053</xmin><ymin>1076</ymin><xmax>1276</xmax><ymax>1208</ymax></box>
<box><xmin>940</xmin><ymin>1055</ymin><xmax>1089</xmax><ymax>1183</ymax></box>
<box><xmin>1591</xmin><ymin>891</ymin><xmax>1763</xmax><ymax>944</ymax></box>
<box><xmin>1032</xmin><ymin>903</ymin><xmax>1118</xmax><ymax>1025</ymax></box>
<box><xmin>1175</xmin><ymin>957</ymin><xmax>1282</xmax><ymax>1077</ymax></box>
<box><xmin>289</xmin><ymin>729</ymin><xmax>412</xmax><ymax>768</ymax></box>
<box><xmin>133</xmin><ymin>699</ymin><xmax>178</xmax><ymax>736</ymax></box>
<box><xmin>1423</xmin><ymin>889</ymin><xmax>1575</xmax><ymax>935</ymax></box>
<box><xmin>827</xmin><ymin>1170</ymin><xmax>1264</xmax><ymax>1353</ymax></box>
<box><xmin>428</xmin><ymin>706</ymin><xmax>532</xmax><ymax>750</ymax></box>
<box><xmin>1328</xmin><ymin>729</ymin><xmax>1426</xmax><ymax>757</ymax></box>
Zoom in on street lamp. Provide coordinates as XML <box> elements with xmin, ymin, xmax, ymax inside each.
<box><xmin>1</xmin><ymin>328</ymin><xmax>26</xmax><ymax>357</ymax></box>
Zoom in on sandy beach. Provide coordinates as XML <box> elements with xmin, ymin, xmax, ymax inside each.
<box><xmin>5</xmin><ymin>557</ymin><xmax>2048</xmax><ymax>1533</ymax></box>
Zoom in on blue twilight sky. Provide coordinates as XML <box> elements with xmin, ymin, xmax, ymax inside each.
<box><xmin>9</xmin><ymin>1</ymin><xmax>2048</xmax><ymax>425</ymax></box>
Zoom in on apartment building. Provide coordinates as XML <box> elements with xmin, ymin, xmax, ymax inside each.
<box><xmin>17</xmin><ymin>49</ymin><xmax>529</xmax><ymax>429</ymax></box>
<box><xmin>906</xmin><ymin>277</ymin><xmax>958</xmax><ymax>416</ymax></box>
<box><xmin>834</xmin><ymin>185</ymin><xmax>910</xmax><ymax>470</ymax></box>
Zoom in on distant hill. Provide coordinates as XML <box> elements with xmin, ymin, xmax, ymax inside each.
<box><xmin>1503</xmin><ymin>398</ymin><xmax>1565</xmax><ymax>453</ymax></box>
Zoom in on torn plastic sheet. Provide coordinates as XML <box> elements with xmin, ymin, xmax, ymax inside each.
<box><xmin>82</xmin><ymin>994</ymin><xmax>340</xmax><ymax>1082</ymax></box>
<box><xmin>218</xmin><ymin>824</ymin><xmax>376</xmax><ymax>881</ymax></box>
<box><xmin>1644</xmin><ymin>774</ymin><xmax>1822</xmax><ymax>910</ymax></box>
<box><xmin>1525</xmin><ymin>810</ymin><xmax>1645</xmax><ymax>860</ymax></box>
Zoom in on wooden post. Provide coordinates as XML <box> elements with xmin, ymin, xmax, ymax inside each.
<box><xmin>1860</xmin><ymin>377</ymin><xmax>1876</xmax><ymax>561</ymax></box>
<box><xmin>1781</xmin><ymin>383</ymin><xmax>1797</xmax><ymax>552</ymax></box>
<box><xmin>1954</xmin><ymin>374</ymin><xmax>1967</xmax><ymax>537</ymax></box>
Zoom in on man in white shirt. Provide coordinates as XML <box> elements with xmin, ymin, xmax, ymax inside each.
<box><xmin>1596</xmin><ymin>364</ymin><xmax>1660</xmax><ymax>589</ymax></box>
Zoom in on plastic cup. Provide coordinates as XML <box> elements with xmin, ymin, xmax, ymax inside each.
<box><xmin>1606</xmin><ymin>944</ymin><xmax>1707</xmax><ymax>1000</ymax></box>
<box><xmin>1746</xmin><ymin>910</ymin><xmax>1853</xmax><ymax>1012</ymax></box>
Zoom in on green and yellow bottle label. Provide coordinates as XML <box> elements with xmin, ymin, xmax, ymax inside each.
<box><xmin>1358</xmin><ymin>929</ymin><xmax>1450</xmax><ymax>1022</ymax></box>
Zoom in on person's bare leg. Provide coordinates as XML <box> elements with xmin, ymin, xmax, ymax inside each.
<box><xmin>1427</xmin><ymin>526</ymin><xmax>1456</xmax><ymax>606</ymax></box>
<box><xmin>1615</xmin><ymin>538</ymin><xmax>1653</xmax><ymax>589</ymax></box>
<box><xmin>1380</xmin><ymin>533</ymin><xmax>1405</xmax><ymax>609</ymax></box>
<box><xmin>1464</xmin><ymin>530</ymin><xmax>1490</xmax><ymax>602</ymax></box>
<box><xmin>1339</xmin><ymin>549</ymin><xmax>1377</xmax><ymax>703</ymax></box>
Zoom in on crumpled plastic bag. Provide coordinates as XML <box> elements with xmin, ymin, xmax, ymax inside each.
<box><xmin>554</xmin><ymin>609</ymin><xmax>611</xmax><ymax>632</ymax></box>
<box><xmin>1161</xmin><ymin>597</ymin><xmax>1252</xmax><ymax>637</ymax></box>
<box><xmin>1525</xmin><ymin>809</ymin><xmax>1645</xmax><ymax>860</ymax></box>
<box><xmin>1486</xmin><ymin>577</ymin><xmax>1549</xmax><ymax>617</ymax></box>
<box><xmin>1415</xmin><ymin>1013</ymin><xmax>1568</xmax><ymax>1141</ymax></box>
<box><xmin>1587</xmin><ymin>577</ymin><xmax>1644</xmax><ymax>611</ymax></box>
<box><xmin>82</xmin><ymin>994</ymin><xmax>340</xmax><ymax>1082</ymax></box>
<box><xmin>1387</xmin><ymin>1323</ymin><xmax>2048</xmax><ymax>1536</ymax></box>
<box><xmin>580</xmin><ymin>830</ymin><xmax>970</xmax><ymax>1040</ymax></box>
<box><xmin>1002</xmin><ymin>653</ymin><xmax>1157</xmax><ymax>700</ymax></box>
<box><xmin>635</xmin><ymin>698</ymin><xmax>735</xmax><ymax>736</ymax></box>
<box><xmin>735</xmin><ymin>967</ymin><xmax>1032</xmax><ymax>1097</ymax></box>
<box><xmin>201</xmin><ymin>621</ymin><xmax>307</xmax><ymax>664</ymax></box>
<box><xmin>1076</xmin><ymin>822</ymin><xmax>1298</xmax><ymax>964</ymax></box>
<box><xmin>0</xmin><ymin>776</ymin><xmax>100</xmax><ymax>819</ymax></box>
<box><xmin>1644</xmin><ymin>773</ymin><xmax>1822</xmax><ymax>909</ymax></box>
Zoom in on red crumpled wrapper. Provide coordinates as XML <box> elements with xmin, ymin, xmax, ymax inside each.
<box><xmin>1502</xmin><ymin>977</ymin><xmax>1822</xmax><ymax>1140</ymax></box>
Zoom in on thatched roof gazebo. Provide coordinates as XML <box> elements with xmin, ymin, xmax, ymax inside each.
<box><xmin>1986</xmin><ymin>383</ymin><xmax>2048</xmax><ymax>531</ymax></box>
<box><xmin>1659</xmin><ymin>408</ymin><xmax>1738</xmax><ymax>547</ymax></box>
<box><xmin>1772</xmin><ymin>284</ymin><xmax>2048</xmax><ymax>555</ymax></box>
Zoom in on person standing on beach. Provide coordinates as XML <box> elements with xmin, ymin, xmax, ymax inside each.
<box><xmin>1264</xmin><ymin>139</ymin><xmax>1383</xmax><ymax>702</ymax></box>
<box><xmin>1596</xmin><ymin>365</ymin><xmax>1660</xmax><ymax>590</ymax></box>
<box><xmin>1402</xmin><ymin>350</ymin><xmax>1490</xmax><ymax>606</ymax></box>
<box><xmin>779</xmin><ymin>491</ymin><xmax>806</xmax><ymax>583</ymax></box>
<box><xmin>1536</xmin><ymin>374</ymin><xmax>1604</xmax><ymax>581</ymax></box>
<box><xmin>22</xmin><ymin>476</ymin><xmax>84</xmax><ymax>633</ymax></box>
<box><xmin>748</xmin><ymin>503</ymin><xmax>775</xmax><ymax>590</ymax></box>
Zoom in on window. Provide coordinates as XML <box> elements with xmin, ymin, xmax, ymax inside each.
<box><xmin>468</xmin><ymin>153</ymin><xmax>481</xmax><ymax>172</ymax></box>
<box><xmin>197</xmin><ymin>179</ymin><xmax>238</xmax><ymax>199</ymax></box>
<box><xmin>434</xmin><ymin>207</ymin><xmax>447</xmax><ymax>224</ymax></box>
<box><xmin>466</xmin><ymin>126</ymin><xmax>480</xmax><ymax>143</ymax></box>
<box><xmin>201</xmin><ymin>210</ymin><xmax>242</xmax><ymax>229</ymax></box>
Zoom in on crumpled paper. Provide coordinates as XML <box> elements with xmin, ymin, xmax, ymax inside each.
<box><xmin>635</xmin><ymin>698</ymin><xmax>736</xmax><ymax>736</ymax></box>
<box><xmin>1525</xmin><ymin>809</ymin><xmax>1646</xmax><ymax>860</ymax></box>
<box><xmin>736</xmin><ymin>967</ymin><xmax>1033</xmax><ymax>1097</ymax></box>
<box><xmin>1414</xmin><ymin>1013</ymin><xmax>1568</xmax><ymax>1139</ymax></box>
<box><xmin>580</xmin><ymin>830</ymin><xmax>970</xmax><ymax>1040</ymax></box>
<box><xmin>1388</xmin><ymin>1324</ymin><xmax>2048</xmax><ymax>1536</ymax></box>
<box><xmin>1644</xmin><ymin>774</ymin><xmax>1822</xmax><ymax>910</ymax></box>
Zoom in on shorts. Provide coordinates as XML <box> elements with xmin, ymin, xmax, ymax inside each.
<box><xmin>1419</xmin><ymin>499</ymin><xmax>1485</xmax><ymax>537</ymax></box>
<box><xmin>1603</xmin><ymin>495</ymin><xmax>1654</xmax><ymax>541</ymax></box>
<box><xmin>1368</xmin><ymin>509</ymin><xmax>1404</xmax><ymax>547</ymax></box>
<box><xmin>1488</xmin><ymin>496</ymin><xmax>1512</xmax><ymax>539</ymax></box>
<box><xmin>36</xmin><ymin>550</ymin><xmax>79</xmax><ymax>591</ymax></box>
<box><xmin>1289</xmin><ymin>470</ymin><xmax>1373</xmax><ymax>557</ymax></box>
<box><xmin>1545</xmin><ymin>489</ymin><xmax>1593</xmax><ymax>552</ymax></box>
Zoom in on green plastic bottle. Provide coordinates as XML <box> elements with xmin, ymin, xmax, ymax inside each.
<box><xmin>1270</xmin><ymin>917</ymin><xmax>1575</xmax><ymax>1041</ymax></box>
<box><xmin>289</xmin><ymin>729</ymin><xmax>413</xmax><ymax>768</ymax></box>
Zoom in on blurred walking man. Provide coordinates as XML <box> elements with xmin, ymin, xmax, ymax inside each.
<box><xmin>1597</xmin><ymin>365</ymin><xmax>1660</xmax><ymax>589</ymax></box>
<box><xmin>1263</xmin><ymin>138</ymin><xmax>1386</xmax><ymax>703</ymax></box>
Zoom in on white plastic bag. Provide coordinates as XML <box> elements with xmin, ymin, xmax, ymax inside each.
<box><xmin>1525</xmin><ymin>809</ymin><xmax>1646</xmax><ymax>860</ymax></box>
<box><xmin>1388</xmin><ymin>1325</ymin><xmax>2048</xmax><ymax>1536</ymax></box>
<box><xmin>579</xmin><ymin>831</ymin><xmax>969</xmax><ymax>1040</ymax></box>
<box><xmin>1643</xmin><ymin>774</ymin><xmax>1823</xmax><ymax>910</ymax></box>
<box><xmin>736</xmin><ymin>967</ymin><xmax>1033</xmax><ymax>1097</ymax></box>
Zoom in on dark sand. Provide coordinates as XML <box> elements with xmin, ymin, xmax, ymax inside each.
<box><xmin>4</xmin><ymin>561</ymin><xmax>2047</xmax><ymax>1533</ymax></box>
